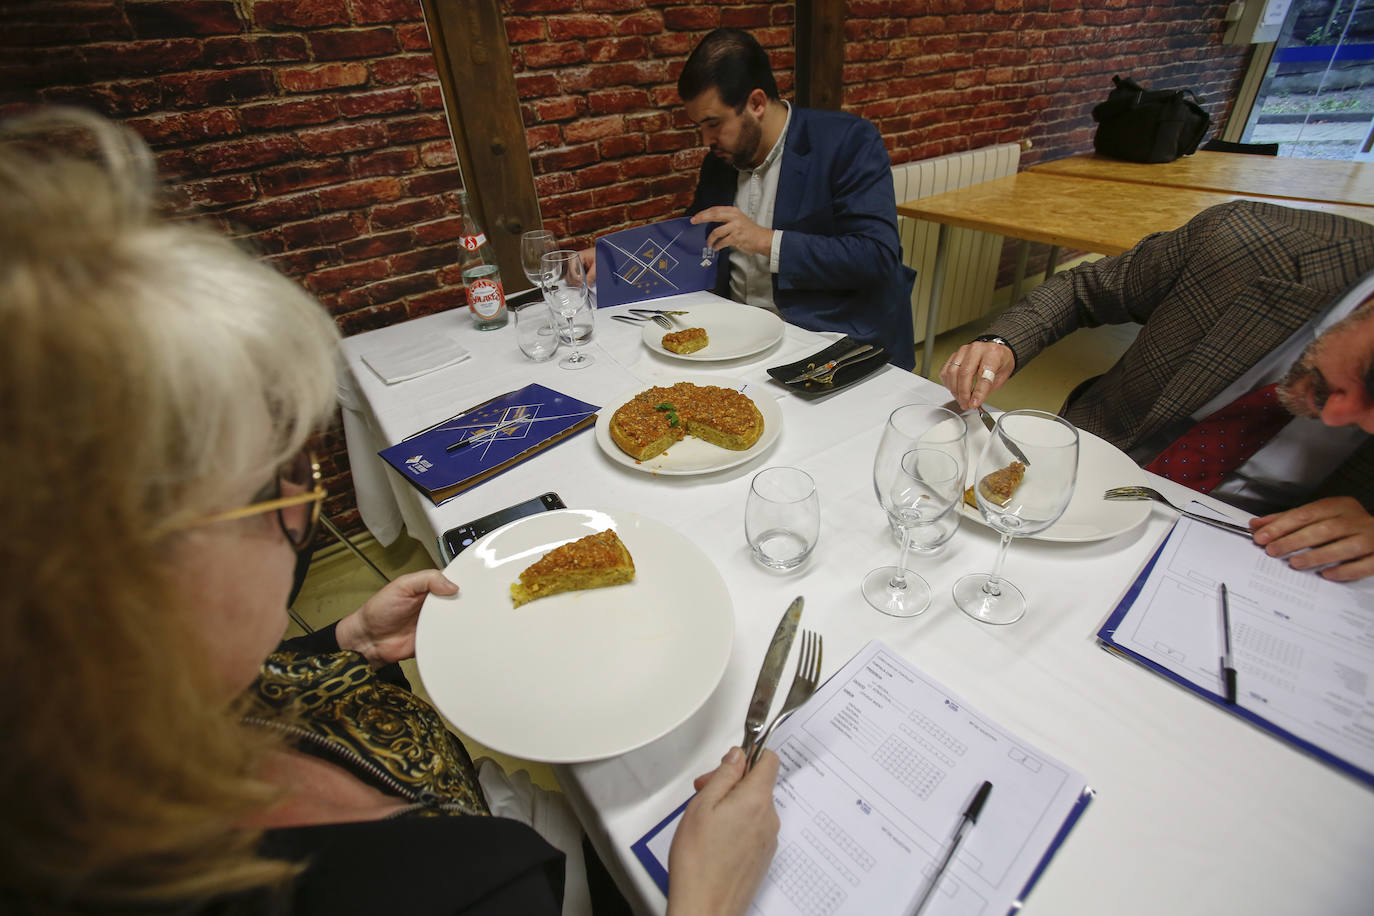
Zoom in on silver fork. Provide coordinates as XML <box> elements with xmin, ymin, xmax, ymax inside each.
<box><xmin>1103</xmin><ymin>486</ymin><xmax>1254</xmax><ymax>537</ymax></box>
<box><xmin>747</xmin><ymin>631</ymin><xmax>822</xmax><ymax>770</ymax></box>
<box><xmin>650</xmin><ymin>313</ymin><xmax>677</xmax><ymax>330</ymax></box>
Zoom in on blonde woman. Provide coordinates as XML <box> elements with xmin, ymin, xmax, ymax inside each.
<box><xmin>0</xmin><ymin>109</ymin><xmax>779</xmax><ymax>916</ymax></box>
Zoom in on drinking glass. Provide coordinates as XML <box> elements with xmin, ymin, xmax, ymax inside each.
<box><xmin>540</xmin><ymin>249</ymin><xmax>594</xmax><ymax>370</ymax></box>
<box><xmin>521</xmin><ymin>229</ymin><xmax>557</xmax><ymax>288</ymax></box>
<box><xmin>863</xmin><ymin>448</ymin><xmax>963</xmax><ymax>617</ymax></box>
<box><xmin>872</xmin><ymin>405</ymin><xmax>967</xmax><ymax>554</ymax></box>
<box><xmin>953</xmin><ymin>410</ymin><xmax>1079</xmax><ymax>625</ymax></box>
<box><xmin>745</xmin><ymin>467</ymin><xmax>820</xmax><ymax>570</ymax></box>
<box><xmin>512</xmin><ymin>301</ymin><xmax>558</xmax><ymax>361</ymax></box>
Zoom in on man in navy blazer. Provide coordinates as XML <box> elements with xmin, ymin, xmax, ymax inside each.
<box><xmin>679</xmin><ymin>29</ymin><xmax>917</xmax><ymax>370</ymax></box>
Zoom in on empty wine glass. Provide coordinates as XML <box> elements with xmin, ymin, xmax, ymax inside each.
<box><xmin>873</xmin><ymin>405</ymin><xmax>967</xmax><ymax>554</ymax></box>
<box><xmin>863</xmin><ymin>448</ymin><xmax>963</xmax><ymax>618</ymax></box>
<box><xmin>521</xmin><ymin>229</ymin><xmax>557</xmax><ymax>288</ymax></box>
<box><xmin>541</xmin><ymin>249</ymin><xmax>594</xmax><ymax>370</ymax></box>
<box><xmin>954</xmin><ymin>410</ymin><xmax>1079</xmax><ymax>625</ymax></box>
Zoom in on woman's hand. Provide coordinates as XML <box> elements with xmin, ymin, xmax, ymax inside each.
<box><xmin>665</xmin><ymin>747</ymin><xmax>780</xmax><ymax>916</ymax></box>
<box><xmin>334</xmin><ymin>570</ymin><xmax>458</xmax><ymax>666</ymax></box>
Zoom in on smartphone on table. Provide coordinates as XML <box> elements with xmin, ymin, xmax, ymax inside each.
<box><xmin>438</xmin><ymin>491</ymin><xmax>566</xmax><ymax>564</ymax></box>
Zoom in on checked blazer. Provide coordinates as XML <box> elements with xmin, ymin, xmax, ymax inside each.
<box><xmin>985</xmin><ymin>200</ymin><xmax>1374</xmax><ymax>512</ymax></box>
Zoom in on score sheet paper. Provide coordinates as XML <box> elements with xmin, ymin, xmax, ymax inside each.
<box><xmin>1099</xmin><ymin>514</ymin><xmax>1374</xmax><ymax>786</ymax></box>
<box><xmin>632</xmin><ymin>641</ymin><xmax>1091</xmax><ymax>915</ymax></box>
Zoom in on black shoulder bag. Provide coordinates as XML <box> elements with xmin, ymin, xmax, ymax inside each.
<box><xmin>1091</xmin><ymin>75</ymin><xmax>1211</xmax><ymax>163</ymax></box>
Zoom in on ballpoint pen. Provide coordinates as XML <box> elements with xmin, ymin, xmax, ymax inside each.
<box><xmin>911</xmin><ymin>780</ymin><xmax>993</xmax><ymax>916</ymax></box>
<box><xmin>1219</xmin><ymin>583</ymin><xmax>1237</xmax><ymax>704</ymax></box>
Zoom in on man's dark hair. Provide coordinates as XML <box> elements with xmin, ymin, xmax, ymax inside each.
<box><xmin>677</xmin><ymin>28</ymin><xmax>780</xmax><ymax>109</ymax></box>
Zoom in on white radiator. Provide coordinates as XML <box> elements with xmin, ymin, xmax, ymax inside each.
<box><xmin>894</xmin><ymin>142</ymin><xmax>1021</xmax><ymax>344</ymax></box>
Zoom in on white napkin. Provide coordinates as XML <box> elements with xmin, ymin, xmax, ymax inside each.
<box><xmin>359</xmin><ymin>334</ymin><xmax>471</xmax><ymax>384</ymax></box>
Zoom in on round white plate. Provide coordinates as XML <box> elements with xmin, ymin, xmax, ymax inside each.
<box><xmin>640</xmin><ymin>301</ymin><xmax>784</xmax><ymax>361</ymax></box>
<box><xmin>961</xmin><ymin>417</ymin><xmax>1151</xmax><ymax>542</ymax></box>
<box><xmin>594</xmin><ymin>375</ymin><xmax>782</xmax><ymax>476</ymax></box>
<box><xmin>415</xmin><ymin>509</ymin><xmax>734</xmax><ymax>763</ymax></box>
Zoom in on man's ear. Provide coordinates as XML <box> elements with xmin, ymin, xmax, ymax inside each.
<box><xmin>745</xmin><ymin>88</ymin><xmax>769</xmax><ymax>118</ymax></box>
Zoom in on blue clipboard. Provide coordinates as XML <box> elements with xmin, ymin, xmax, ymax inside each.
<box><xmin>631</xmin><ymin>788</ymin><xmax>1094</xmax><ymax>912</ymax></box>
<box><xmin>630</xmin><ymin>646</ymin><xmax>1096</xmax><ymax>913</ymax></box>
<box><xmin>1097</xmin><ymin>524</ymin><xmax>1374</xmax><ymax>790</ymax></box>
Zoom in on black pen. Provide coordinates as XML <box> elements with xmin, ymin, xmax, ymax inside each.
<box><xmin>911</xmin><ymin>780</ymin><xmax>993</xmax><ymax>916</ymax></box>
<box><xmin>1219</xmin><ymin>583</ymin><xmax>1237</xmax><ymax>704</ymax></box>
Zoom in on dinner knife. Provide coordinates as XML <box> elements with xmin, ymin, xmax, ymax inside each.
<box><xmin>977</xmin><ymin>405</ymin><xmax>1031</xmax><ymax>467</ymax></box>
<box><xmin>742</xmin><ymin>596</ymin><xmax>804</xmax><ymax>758</ymax></box>
<box><xmin>783</xmin><ymin>344</ymin><xmax>875</xmax><ymax>384</ymax></box>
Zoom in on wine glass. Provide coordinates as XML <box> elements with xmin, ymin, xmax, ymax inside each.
<box><xmin>953</xmin><ymin>410</ymin><xmax>1079</xmax><ymax>625</ymax></box>
<box><xmin>873</xmin><ymin>405</ymin><xmax>967</xmax><ymax>554</ymax></box>
<box><xmin>521</xmin><ymin>229</ymin><xmax>557</xmax><ymax>288</ymax></box>
<box><xmin>540</xmin><ymin>249</ymin><xmax>594</xmax><ymax>370</ymax></box>
<box><xmin>863</xmin><ymin>448</ymin><xmax>963</xmax><ymax>617</ymax></box>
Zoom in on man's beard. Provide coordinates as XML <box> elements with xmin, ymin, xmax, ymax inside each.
<box><xmin>1276</xmin><ymin>354</ymin><xmax>1327</xmax><ymax>419</ymax></box>
<box><xmin>1276</xmin><ymin>300</ymin><xmax>1373</xmax><ymax>419</ymax></box>
<box><xmin>721</xmin><ymin>112</ymin><xmax>762</xmax><ymax>170</ymax></box>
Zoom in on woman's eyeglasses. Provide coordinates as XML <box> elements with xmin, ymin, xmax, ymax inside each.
<box><xmin>185</xmin><ymin>452</ymin><xmax>325</xmax><ymax>551</ymax></box>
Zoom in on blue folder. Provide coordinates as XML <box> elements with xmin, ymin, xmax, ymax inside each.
<box><xmin>378</xmin><ymin>384</ymin><xmax>597</xmax><ymax>505</ymax></box>
<box><xmin>594</xmin><ymin>217</ymin><xmax>718</xmax><ymax>308</ymax></box>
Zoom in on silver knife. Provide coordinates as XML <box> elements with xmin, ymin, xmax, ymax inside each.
<box><xmin>742</xmin><ymin>597</ymin><xmax>804</xmax><ymax>757</ymax></box>
<box><xmin>783</xmin><ymin>345</ymin><xmax>875</xmax><ymax>384</ymax></box>
<box><xmin>1176</xmin><ymin>509</ymin><xmax>1254</xmax><ymax>538</ymax></box>
<box><xmin>977</xmin><ymin>405</ymin><xmax>1031</xmax><ymax>467</ymax></box>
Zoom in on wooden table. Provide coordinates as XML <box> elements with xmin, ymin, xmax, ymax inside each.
<box><xmin>1028</xmin><ymin>150</ymin><xmax>1374</xmax><ymax>208</ymax></box>
<box><xmin>898</xmin><ymin>171</ymin><xmax>1374</xmax><ymax>376</ymax></box>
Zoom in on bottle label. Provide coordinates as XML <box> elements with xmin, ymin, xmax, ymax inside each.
<box><xmin>466</xmin><ymin>276</ymin><xmax>505</xmax><ymax>319</ymax></box>
<box><xmin>460</xmin><ymin>232</ymin><xmax>487</xmax><ymax>252</ymax></box>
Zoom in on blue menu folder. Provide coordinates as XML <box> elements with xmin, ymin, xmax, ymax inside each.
<box><xmin>378</xmin><ymin>384</ymin><xmax>597</xmax><ymax>505</ymax></box>
<box><xmin>594</xmin><ymin>217</ymin><xmax>718</xmax><ymax>308</ymax></box>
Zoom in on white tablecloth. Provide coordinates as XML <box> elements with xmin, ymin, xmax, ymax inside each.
<box><xmin>339</xmin><ymin>294</ymin><xmax>1374</xmax><ymax>916</ymax></box>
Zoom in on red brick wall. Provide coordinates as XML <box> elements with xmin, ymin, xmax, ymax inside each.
<box><xmin>3</xmin><ymin>0</ymin><xmax>1251</xmax><ymax>542</ymax></box>
<box><xmin>1</xmin><ymin>0</ymin><xmax>467</xmax><ymax>537</ymax></box>
<box><xmin>514</xmin><ymin>0</ymin><xmax>1251</xmax><ymax>252</ymax></box>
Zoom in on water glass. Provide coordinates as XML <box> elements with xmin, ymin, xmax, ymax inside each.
<box><xmin>745</xmin><ymin>467</ymin><xmax>820</xmax><ymax>570</ymax></box>
<box><xmin>521</xmin><ymin>229</ymin><xmax>557</xmax><ymax>288</ymax></box>
<box><xmin>874</xmin><ymin>405</ymin><xmax>968</xmax><ymax>554</ymax></box>
<box><xmin>953</xmin><ymin>410</ymin><xmax>1079</xmax><ymax>625</ymax></box>
<box><xmin>863</xmin><ymin>448</ymin><xmax>963</xmax><ymax>617</ymax></box>
<box><xmin>541</xmin><ymin>249</ymin><xmax>595</xmax><ymax>370</ymax></box>
<box><xmin>513</xmin><ymin>302</ymin><xmax>558</xmax><ymax>361</ymax></box>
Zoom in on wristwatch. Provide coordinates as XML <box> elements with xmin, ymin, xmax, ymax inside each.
<box><xmin>972</xmin><ymin>334</ymin><xmax>1017</xmax><ymax>368</ymax></box>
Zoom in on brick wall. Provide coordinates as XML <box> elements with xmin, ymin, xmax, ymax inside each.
<box><xmin>4</xmin><ymin>0</ymin><xmax>1251</xmax><ymax>543</ymax></box>
<box><xmin>1</xmin><ymin>0</ymin><xmax>470</xmax><ymax>538</ymax></box>
<box><xmin>514</xmin><ymin>0</ymin><xmax>1251</xmax><ymax>253</ymax></box>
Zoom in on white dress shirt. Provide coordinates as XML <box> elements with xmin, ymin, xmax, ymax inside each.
<box><xmin>1208</xmin><ymin>270</ymin><xmax>1374</xmax><ymax>512</ymax></box>
<box><xmin>728</xmin><ymin>102</ymin><xmax>792</xmax><ymax>313</ymax></box>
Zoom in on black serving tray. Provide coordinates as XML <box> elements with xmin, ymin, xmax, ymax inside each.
<box><xmin>765</xmin><ymin>336</ymin><xmax>888</xmax><ymax>398</ymax></box>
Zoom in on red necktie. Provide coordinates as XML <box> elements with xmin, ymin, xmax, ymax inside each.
<box><xmin>1144</xmin><ymin>382</ymin><xmax>1294</xmax><ymax>494</ymax></box>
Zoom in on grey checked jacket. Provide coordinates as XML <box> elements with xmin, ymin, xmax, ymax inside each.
<box><xmin>985</xmin><ymin>200</ymin><xmax>1374</xmax><ymax>512</ymax></box>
